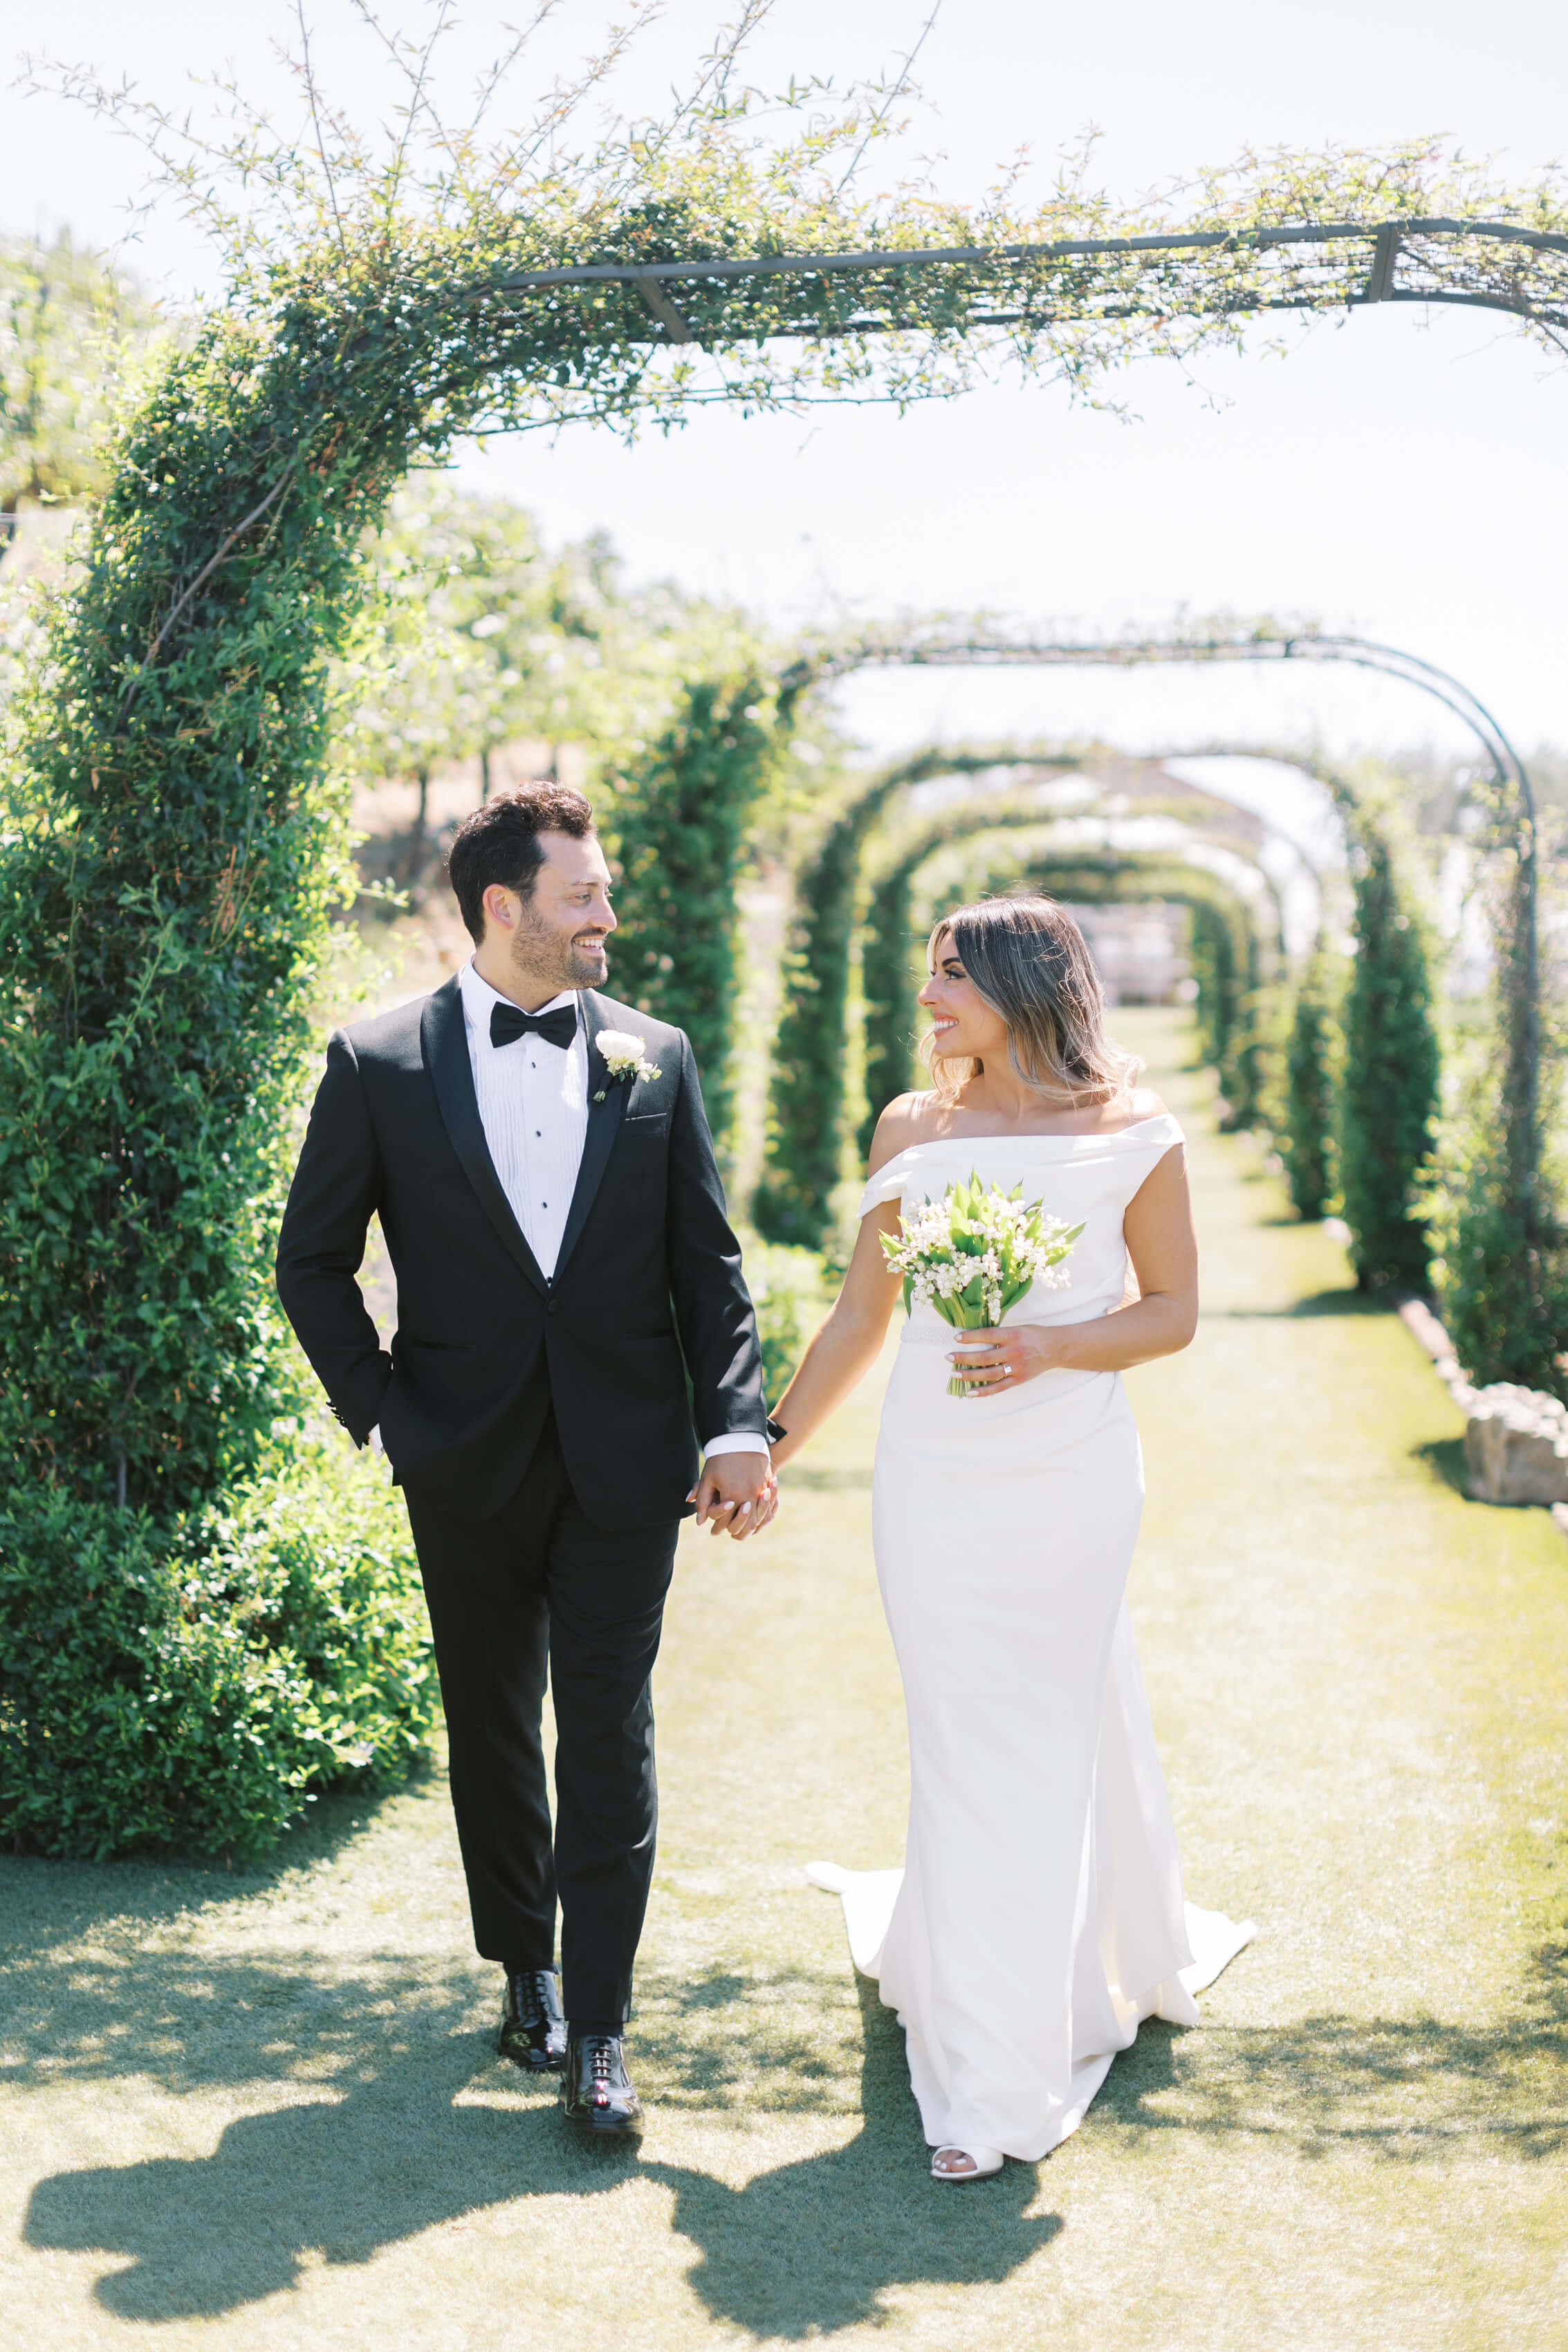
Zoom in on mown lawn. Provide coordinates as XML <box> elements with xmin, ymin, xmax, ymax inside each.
<box><xmin>3</xmin><ymin>1008</ymin><xmax>1565</xmax><ymax>2350</ymax></box>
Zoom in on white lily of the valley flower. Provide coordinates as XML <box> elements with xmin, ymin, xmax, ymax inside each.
<box><xmin>594</xmin><ymin>1028</ymin><xmax>662</xmax><ymax>1101</ymax></box>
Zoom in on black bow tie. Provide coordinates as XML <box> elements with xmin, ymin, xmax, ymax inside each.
<box><xmin>490</xmin><ymin>1001</ymin><xmax>578</xmax><ymax>1052</ymax></box>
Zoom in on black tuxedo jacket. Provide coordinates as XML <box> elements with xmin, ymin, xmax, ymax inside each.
<box><xmin>275</xmin><ymin>980</ymin><xmax>767</xmax><ymax>1527</ymax></box>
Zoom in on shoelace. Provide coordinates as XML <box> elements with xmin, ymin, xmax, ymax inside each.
<box><xmin>587</xmin><ymin>2037</ymin><xmax>617</xmax><ymax>2100</ymax></box>
<box><xmin>513</xmin><ymin>1971</ymin><xmax>557</xmax><ymax>2028</ymax></box>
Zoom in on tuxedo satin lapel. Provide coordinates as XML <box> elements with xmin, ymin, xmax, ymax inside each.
<box><xmin>554</xmin><ymin>992</ymin><xmax>625</xmax><ymax>1280</ymax></box>
<box><xmin>421</xmin><ymin>979</ymin><xmax>548</xmax><ymax>1297</ymax></box>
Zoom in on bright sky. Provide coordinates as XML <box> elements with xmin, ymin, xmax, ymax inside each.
<box><xmin>4</xmin><ymin>0</ymin><xmax>1566</xmax><ymax>781</ymax></box>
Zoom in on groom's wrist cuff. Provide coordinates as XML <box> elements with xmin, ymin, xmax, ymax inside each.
<box><xmin>701</xmin><ymin>1432</ymin><xmax>771</xmax><ymax>1460</ymax></box>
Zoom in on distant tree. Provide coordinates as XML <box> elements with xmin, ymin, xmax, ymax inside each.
<box><xmin>1282</xmin><ymin>957</ymin><xmax>1340</xmax><ymax>1220</ymax></box>
<box><xmin>1</xmin><ymin>232</ymin><xmax>154</xmax><ymax>540</ymax></box>
<box><xmin>345</xmin><ymin>502</ymin><xmax>492</xmax><ymax>870</ymax></box>
<box><xmin>1340</xmin><ymin>836</ymin><xmax>1440</xmax><ymax>1289</ymax></box>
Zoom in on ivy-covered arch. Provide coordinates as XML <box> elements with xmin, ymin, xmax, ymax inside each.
<box><xmin>906</xmin><ymin>802</ymin><xmax>1444</xmax><ymax>1295</ymax></box>
<box><xmin>783</xmin><ymin>624</ymin><xmax>1543</xmax><ymax>1273</ymax></box>
<box><xmin>4</xmin><ymin>121</ymin><xmax>1564</xmax><ymax>1852</ymax></box>
<box><xmin>752</xmin><ymin>745</ymin><xmax>1087</xmax><ymax>1242</ymax></box>
<box><xmin>5</xmin><ymin>185</ymin><xmax>1552</xmax><ymax>1516</ymax></box>
<box><xmin>756</xmin><ymin>738</ymin><xmax>1298</xmax><ymax>1247</ymax></box>
<box><xmin>862</xmin><ymin>823</ymin><xmax>1276</xmax><ymax>1143</ymax></box>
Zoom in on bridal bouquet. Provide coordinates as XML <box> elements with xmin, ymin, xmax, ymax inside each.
<box><xmin>880</xmin><ymin>1174</ymin><xmax>1083</xmax><ymax>1397</ymax></box>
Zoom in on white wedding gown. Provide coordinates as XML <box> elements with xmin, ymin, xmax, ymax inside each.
<box><xmin>808</xmin><ymin>1117</ymin><xmax>1254</xmax><ymax>2162</ymax></box>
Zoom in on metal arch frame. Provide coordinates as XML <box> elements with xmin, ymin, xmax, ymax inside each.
<box><xmin>754</xmin><ymin>736</ymin><xmax>1290</xmax><ymax>1242</ymax></box>
<box><xmin>863</xmin><ymin>823</ymin><xmax>1266</xmax><ymax>1139</ymax></box>
<box><xmin>785</xmin><ymin>629</ymin><xmax>1533</xmax><ymax>824</ymax></box>
<box><xmin>488</xmin><ymin>214</ymin><xmax>1554</xmax><ymax>1222</ymax></box>
<box><xmin>780</xmin><ymin>626</ymin><xmax>1543</xmax><ymax>1233</ymax></box>
<box><xmin>868</xmin><ymin>793</ymin><xmax>1290</xmax><ymax>961</ymax></box>
<box><xmin>486</xmin><ymin>217</ymin><xmax>1568</xmax><ymax>342</ymax></box>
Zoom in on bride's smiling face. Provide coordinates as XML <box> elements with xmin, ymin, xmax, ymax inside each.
<box><xmin>919</xmin><ymin>929</ymin><xmax>1011</xmax><ymax>1065</ymax></box>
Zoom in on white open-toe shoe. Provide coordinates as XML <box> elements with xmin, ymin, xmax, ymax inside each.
<box><xmin>930</xmin><ymin>2144</ymin><xmax>1004</xmax><ymax>2183</ymax></box>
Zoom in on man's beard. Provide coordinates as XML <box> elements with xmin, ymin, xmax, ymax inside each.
<box><xmin>510</xmin><ymin>912</ymin><xmax>608</xmax><ymax>992</ymax></box>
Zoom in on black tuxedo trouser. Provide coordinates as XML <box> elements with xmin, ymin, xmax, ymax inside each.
<box><xmin>401</xmin><ymin>1411</ymin><xmax>679</xmax><ymax>2030</ymax></box>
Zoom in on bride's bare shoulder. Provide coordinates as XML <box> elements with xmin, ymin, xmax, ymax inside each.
<box><xmin>867</xmin><ymin>1089</ymin><xmax>947</xmax><ymax>1175</ymax></box>
<box><xmin>1127</xmin><ymin>1085</ymin><xmax>1170</xmax><ymax>1121</ymax></box>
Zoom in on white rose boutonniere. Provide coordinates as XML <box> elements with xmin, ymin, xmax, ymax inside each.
<box><xmin>594</xmin><ymin>1028</ymin><xmax>663</xmax><ymax>1101</ymax></box>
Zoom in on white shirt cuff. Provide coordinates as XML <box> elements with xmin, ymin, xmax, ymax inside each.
<box><xmin>702</xmin><ymin>1431</ymin><xmax>771</xmax><ymax>1459</ymax></box>
<box><xmin>367</xmin><ymin>1425</ymin><xmax>385</xmax><ymax>1455</ymax></box>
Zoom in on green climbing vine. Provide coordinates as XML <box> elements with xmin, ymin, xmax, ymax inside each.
<box><xmin>6</xmin><ymin>10</ymin><xmax>1566</xmax><ymax>1855</ymax></box>
<box><xmin>860</xmin><ymin>825</ymin><xmax>1269</xmax><ymax>1129</ymax></box>
<box><xmin>1281</xmin><ymin>957</ymin><xmax>1342</xmax><ymax>1220</ymax></box>
<box><xmin>755</xmin><ymin>750</ymin><xmax>1085</xmax><ymax>1245</ymax></box>
<box><xmin>607</xmin><ymin>675</ymin><xmax>785</xmax><ymax>1152</ymax></box>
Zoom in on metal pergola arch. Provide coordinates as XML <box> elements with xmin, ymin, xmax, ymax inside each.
<box><xmin>491</xmin><ymin>217</ymin><xmax>1568</xmax><ymax>344</ymax></box>
<box><xmin>756</xmin><ymin>744</ymin><xmax>1290</xmax><ymax>1244</ymax></box>
<box><xmin>489</xmin><ymin>232</ymin><xmax>1552</xmax><ymax>1279</ymax></box>
<box><xmin>860</xmin><ymin>806</ymin><xmax>1276</xmax><ymax>1154</ymax></box>
<box><xmin>770</xmin><ymin>625</ymin><xmax>1542</xmax><ymax>1258</ymax></box>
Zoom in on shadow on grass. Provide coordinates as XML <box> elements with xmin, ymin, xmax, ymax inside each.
<box><xmin>1414</xmin><ymin>1436</ymin><xmax>1474</xmax><ymax>1500</ymax></box>
<box><xmin>0</xmin><ymin>1757</ymin><xmax>448</xmax><ymax>1925</ymax></box>
<box><xmin>1092</xmin><ymin>1934</ymin><xmax>1568</xmax><ymax>2167</ymax></box>
<box><xmin>17</xmin><ymin>1924</ymin><xmax>1567</xmax><ymax>2331</ymax></box>
<box><xmin>643</xmin><ymin>1976</ymin><xmax>1061</xmax><ymax>2338</ymax></box>
<box><xmin>17</xmin><ymin>1960</ymin><xmax>1058</xmax><ymax>2332</ymax></box>
<box><xmin>1204</xmin><ymin>1287</ymin><xmax>1387</xmax><ymax>1323</ymax></box>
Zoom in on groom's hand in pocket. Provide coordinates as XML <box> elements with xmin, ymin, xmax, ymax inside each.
<box><xmin>688</xmin><ymin>1451</ymin><xmax>777</xmax><ymax>1541</ymax></box>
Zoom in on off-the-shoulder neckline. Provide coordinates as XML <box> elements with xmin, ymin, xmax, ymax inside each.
<box><xmin>869</xmin><ymin>1110</ymin><xmax>1181</xmax><ymax>1166</ymax></box>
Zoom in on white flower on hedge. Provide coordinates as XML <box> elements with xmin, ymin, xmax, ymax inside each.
<box><xmin>594</xmin><ymin>1028</ymin><xmax>661</xmax><ymax>1100</ymax></box>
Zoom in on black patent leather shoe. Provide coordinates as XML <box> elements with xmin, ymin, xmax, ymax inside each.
<box><xmin>562</xmin><ymin>2034</ymin><xmax>644</xmax><ymax>2136</ymax></box>
<box><xmin>497</xmin><ymin>1968</ymin><xmax>566</xmax><ymax>2073</ymax></box>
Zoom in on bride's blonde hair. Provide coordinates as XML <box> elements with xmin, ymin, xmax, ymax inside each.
<box><xmin>920</xmin><ymin>893</ymin><xmax>1143</xmax><ymax>1105</ymax></box>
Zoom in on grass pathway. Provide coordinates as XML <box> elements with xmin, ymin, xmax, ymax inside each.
<box><xmin>3</xmin><ymin>1009</ymin><xmax>1566</xmax><ymax>2349</ymax></box>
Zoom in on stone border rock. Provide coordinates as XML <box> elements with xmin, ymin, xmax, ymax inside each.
<box><xmin>1398</xmin><ymin>1298</ymin><xmax>1568</xmax><ymax>1524</ymax></box>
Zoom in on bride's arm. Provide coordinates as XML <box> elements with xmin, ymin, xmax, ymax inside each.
<box><xmin>951</xmin><ymin>1139</ymin><xmax>1199</xmax><ymax>1395</ymax></box>
<box><xmin>767</xmin><ymin>1203</ymin><xmax>904</xmax><ymax>1466</ymax></box>
<box><xmin>766</xmin><ymin>1097</ymin><xmax>922</xmax><ymax>1466</ymax></box>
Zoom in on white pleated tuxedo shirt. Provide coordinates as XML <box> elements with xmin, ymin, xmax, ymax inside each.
<box><xmin>452</xmin><ymin>958</ymin><xmax>764</xmax><ymax>1462</ymax></box>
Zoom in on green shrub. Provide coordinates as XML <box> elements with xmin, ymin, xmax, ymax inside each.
<box><xmin>0</xmin><ymin>1426</ymin><xmax>435</xmax><ymax>1860</ymax></box>
<box><xmin>741</xmin><ymin>1236</ymin><xmax>833</xmax><ymax>1406</ymax></box>
<box><xmin>609</xmin><ymin>677</ymin><xmax>782</xmax><ymax>1155</ymax></box>
<box><xmin>1282</xmin><ymin>959</ymin><xmax>1341</xmax><ymax>1220</ymax></box>
<box><xmin>1340</xmin><ymin>834</ymin><xmax>1440</xmax><ymax>1291</ymax></box>
<box><xmin>1432</xmin><ymin>1126</ymin><xmax>1568</xmax><ymax>1398</ymax></box>
<box><xmin>754</xmin><ymin>801</ymin><xmax>868</xmax><ymax>1249</ymax></box>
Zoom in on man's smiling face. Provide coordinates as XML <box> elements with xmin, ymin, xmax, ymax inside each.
<box><xmin>480</xmin><ymin>829</ymin><xmax>617</xmax><ymax>1002</ymax></box>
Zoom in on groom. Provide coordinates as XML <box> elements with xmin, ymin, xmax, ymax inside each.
<box><xmin>275</xmin><ymin>780</ymin><xmax>775</xmax><ymax>2137</ymax></box>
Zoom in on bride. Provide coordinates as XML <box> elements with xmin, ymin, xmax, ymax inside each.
<box><xmin>766</xmin><ymin>893</ymin><xmax>1253</xmax><ymax>2183</ymax></box>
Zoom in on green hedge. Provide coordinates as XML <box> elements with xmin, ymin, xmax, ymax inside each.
<box><xmin>0</xmin><ymin>1427</ymin><xmax>435</xmax><ymax>1859</ymax></box>
<box><xmin>1281</xmin><ymin>958</ymin><xmax>1340</xmax><ymax>1220</ymax></box>
<box><xmin>609</xmin><ymin>676</ymin><xmax>780</xmax><ymax>1153</ymax></box>
<box><xmin>753</xmin><ymin>800</ymin><xmax>871</xmax><ymax>1247</ymax></box>
<box><xmin>1340</xmin><ymin>834</ymin><xmax>1440</xmax><ymax>1291</ymax></box>
<box><xmin>1433</xmin><ymin>1121</ymin><xmax>1568</xmax><ymax>1398</ymax></box>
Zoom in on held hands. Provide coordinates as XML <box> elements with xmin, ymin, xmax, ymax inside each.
<box><xmin>947</xmin><ymin>1325</ymin><xmax>1062</xmax><ymax>1397</ymax></box>
<box><xmin>688</xmin><ymin>1449</ymin><xmax>779</xmax><ymax>1540</ymax></box>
